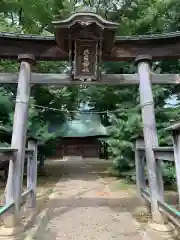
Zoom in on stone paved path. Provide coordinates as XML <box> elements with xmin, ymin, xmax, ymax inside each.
<box><xmin>30</xmin><ymin>158</ymin><xmax>154</xmax><ymax>240</ymax></box>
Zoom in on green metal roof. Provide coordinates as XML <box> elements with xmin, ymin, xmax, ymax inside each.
<box><xmin>49</xmin><ymin>113</ymin><xmax>108</xmax><ymax>138</ymax></box>
<box><xmin>97</xmin><ymin>137</ymin><xmax>109</xmax><ymax>142</ymax></box>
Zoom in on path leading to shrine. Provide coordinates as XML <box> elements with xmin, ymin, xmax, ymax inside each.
<box><xmin>26</xmin><ymin>158</ymin><xmax>168</xmax><ymax>240</ymax></box>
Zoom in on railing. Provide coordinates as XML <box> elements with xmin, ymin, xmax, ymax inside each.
<box><xmin>0</xmin><ymin>139</ymin><xmax>37</xmax><ymax>226</ymax></box>
<box><xmin>135</xmin><ymin>122</ymin><xmax>180</xmax><ymax>228</ymax></box>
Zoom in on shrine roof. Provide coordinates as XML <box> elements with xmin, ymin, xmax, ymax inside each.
<box><xmin>53</xmin><ymin>11</ymin><xmax>119</xmax><ymax>29</ymax></box>
<box><xmin>0</xmin><ymin>32</ymin><xmax>55</xmax><ymax>40</ymax></box>
<box><xmin>115</xmin><ymin>31</ymin><xmax>180</xmax><ymax>41</ymax></box>
<box><xmin>48</xmin><ymin>112</ymin><xmax>108</xmax><ymax>138</ymax></box>
<box><xmin>1</xmin><ymin>31</ymin><xmax>180</xmax><ymax>41</ymax></box>
<box><xmin>166</xmin><ymin>119</ymin><xmax>180</xmax><ymax>131</ymax></box>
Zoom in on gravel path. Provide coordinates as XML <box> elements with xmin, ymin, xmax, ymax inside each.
<box><xmin>31</xmin><ymin>158</ymin><xmax>151</xmax><ymax>240</ymax></box>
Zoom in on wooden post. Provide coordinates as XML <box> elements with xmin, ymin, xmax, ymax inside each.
<box><xmin>172</xmin><ymin>131</ymin><xmax>180</xmax><ymax>206</ymax></box>
<box><xmin>5</xmin><ymin>54</ymin><xmax>35</xmax><ymax>223</ymax></box>
<box><xmin>135</xmin><ymin>55</ymin><xmax>165</xmax><ymax>223</ymax></box>
<box><xmin>135</xmin><ymin>137</ymin><xmax>146</xmax><ymax>197</ymax></box>
<box><xmin>27</xmin><ymin>139</ymin><xmax>38</xmax><ymax>208</ymax></box>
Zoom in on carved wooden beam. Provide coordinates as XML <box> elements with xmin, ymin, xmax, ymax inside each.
<box><xmin>0</xmin><ymin>72</ymin><xmax>179</xmax><ymax>85</ymax></box>
<box><xmin>0</xmin><ymin>32</ymin><xmax>180</xmax><ymax>61</ymax></box>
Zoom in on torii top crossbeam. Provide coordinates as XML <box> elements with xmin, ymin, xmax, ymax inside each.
<box><xmin>0</xmin><ymin>11</ymin><xmax>180</xmax><ymax>62</ymax></box>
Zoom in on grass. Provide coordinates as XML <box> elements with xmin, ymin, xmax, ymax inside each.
<box><xmin>109</xmin><ymin>179</ymin><xmax>136</xmax><ymax>191</ymax></box>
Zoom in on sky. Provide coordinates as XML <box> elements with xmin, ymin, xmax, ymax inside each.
<box><xmin>165</xmin><ymin>95</ymin><xmax>177</xmax><ymax>108</ymax></box>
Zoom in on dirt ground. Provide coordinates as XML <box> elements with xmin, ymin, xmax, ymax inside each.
<box><xmin>0</xmin><ymin>158</ymin><xmax>178</xmax><ymax>209</ymax></box>
<box><xmin>0</xmin><ymin>158</ymin><xmax>179</xmax><ymax>239</ymax></box>
<box><xmin>0</xmin><ymin>160</ymin><xmax>66</xmax><ymax>205</ymax></box>
<box><xmin>24</xmin><ymin>158</ymin><xmax>153</xmax><ymax>240</ymax></box>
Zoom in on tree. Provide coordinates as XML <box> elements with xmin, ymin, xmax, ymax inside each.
<box><xmin>0</xmin><ymin>4</ymin><xmax>80</xmax><ymax>156</ymax></box>
<box><xmin>73</xmin><ymin>0</ymin><xmax>180</xmax><ymax>180</ymax></box>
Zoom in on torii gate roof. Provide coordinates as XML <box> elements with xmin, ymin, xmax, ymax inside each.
<box><xmin>0</xmin><ymin>11</ymin><xmax>179</xmax><ymax>61</ymax></box>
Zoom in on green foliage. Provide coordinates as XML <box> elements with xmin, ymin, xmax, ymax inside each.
<box><xmin>0</xmin><ymin>87</ymin><xmax>13</xmax><ymax>125</ymax></box>
<box><xmin>71</xmin><ymin>0</ymin><xmax>180</xmax><ymax>183</ymax></box>
<box><xmin>162</xmin><ymin>162</ymin><xmax>176</xmax><ymax>185</ymax></box>
<box><xmin>0</xmin><ymin>4</ymin><xmax>80</xmax><ymax>156</ymax></box>
<box><xmin>107</xmin><ymin>105</ymin><xmax>141</xmax><ymax>174</ymax></box>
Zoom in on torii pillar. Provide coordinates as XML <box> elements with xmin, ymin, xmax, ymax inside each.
<box><xmin>135</xmin><ymin>55</ymin><xmax>165</xmax><ymax>224</ymax></box>
<box><xmin>5</xmin><ymin>54</ymin><xmax>35</xmax><ymax>226</ymax></box>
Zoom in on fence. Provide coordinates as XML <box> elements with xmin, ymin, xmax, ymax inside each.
<box><xmin>0</xmin><ymin>138</ymin><xmax>37</xmax><ymax>227</ymax></box>
<box><xmin>135</xmin><ymin>121</ymin><xmax>180</xmax><ymax>227</ymax></box>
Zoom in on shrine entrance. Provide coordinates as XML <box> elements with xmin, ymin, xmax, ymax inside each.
<box><xmin>0</xmin><ymin>9</ymin><xmax>180</xmax><ymax>234</ymax></box>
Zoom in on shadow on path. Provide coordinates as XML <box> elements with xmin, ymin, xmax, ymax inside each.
<box><xmin>29</xmin><ymin>158</ymin><xmax>146</xmax><ymax>240</ymax></box>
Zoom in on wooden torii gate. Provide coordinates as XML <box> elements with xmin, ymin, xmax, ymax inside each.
<box><xmin>0</xmin><ymin>10</ymin><xmax>180</xmax><ymax>233</ymax></box>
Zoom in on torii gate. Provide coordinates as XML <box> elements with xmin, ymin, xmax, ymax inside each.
<box><xmin>0</xmin><ymin>10</ymin><xmax>180</xmax><ymax>233</ymax></box>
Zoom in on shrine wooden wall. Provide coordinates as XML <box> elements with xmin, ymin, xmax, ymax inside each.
<box><xmin>52</xmin><ymin>137</ymin><xmax>101</xmax><ymax>159</ymax></box>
